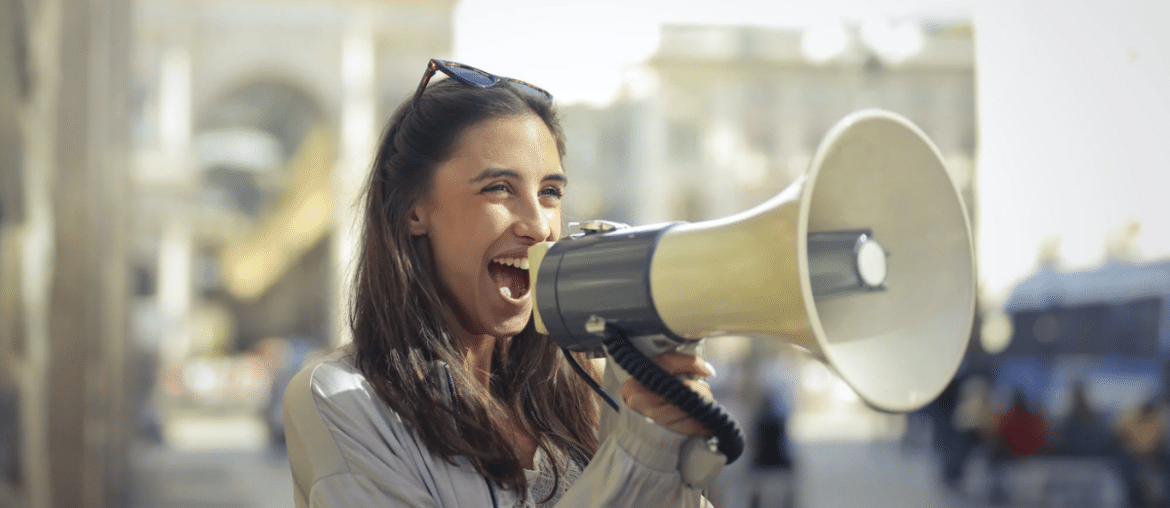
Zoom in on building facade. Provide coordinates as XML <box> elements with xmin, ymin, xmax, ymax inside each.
<box><xmin>561</xmin><ymin>22</ymin><xmax>976</xmax><ymax>228</ymax></box>
<box><xmin>1</xmin><ymin>0</ymin><xmax>457</xmax><ymax>506</ymax></box>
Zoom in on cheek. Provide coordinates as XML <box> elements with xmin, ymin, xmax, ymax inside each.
<box><xmin>433</xmin><ymin>233</ymin><xmax>480</xmax><ymax>280</ymax></box>
<box><xmin>427</xmin><ymin>241</ymin><xmax>461</xmax><ymax>297</ymax></box>
<box><xmin>430</xmin><ymin>211</ymin><xmax>503</xmax><ymax>277</ymax></box>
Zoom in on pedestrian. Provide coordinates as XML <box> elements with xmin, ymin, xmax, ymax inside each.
<box><xmin>1116</xmin><ymin>398</ymin><xmax>1168</xmax><ymax>506</ymax></box>
<box><xmin>747</xmin><ymin>390</ymin><xmax>795</xmax><ymax>508</ymax></box>
<box><xmin>948</xmin><ymin>375</ymin><xmax>994</xmax><ymax>490</ymax></box>
<box><xmin>987</xmin><ymin>389</ymin><xmax>1052</xmax><ymax>504</ymax></box>
<box><xmin>1053</xmin><ymin>381</ymin><xmax>1112</xmax><ymax>457</ymax></box>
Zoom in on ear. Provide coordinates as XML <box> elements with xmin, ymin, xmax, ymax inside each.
<box><xmin>408</xmin><ymin>205</ymin><xmax>429</xmax><ymax>236</ymax></box>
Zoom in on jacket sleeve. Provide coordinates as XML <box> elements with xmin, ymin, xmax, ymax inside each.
<box><xmin>283</xmin><ymin>358</ymin><xmax>490</xmax><ymax>508</ymax></box>
<box><xmin>553</xmin><ymin>361</ymin><xmax>715</xmax><ymax>508</ymax></box>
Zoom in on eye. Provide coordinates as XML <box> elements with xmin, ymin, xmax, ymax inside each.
<box><xmin>481</xmin><ymin>183</ymin><xmax>509</xmax><ymax>194</ymax></box>
<box><xmin>540</xmin><ymin>186</ymin><xmax>564</xmax><ymax>199</ymax></box>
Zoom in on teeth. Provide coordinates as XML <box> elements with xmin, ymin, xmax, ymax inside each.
<box><xmin>492</xmin><ymin>257</ymin><xmax>530</xmax><ymax>270</ymax></box>
<box><xmin>500</xmin><ymin>286</ymin><xmax>512</xmax><ymax>299</ymax></box>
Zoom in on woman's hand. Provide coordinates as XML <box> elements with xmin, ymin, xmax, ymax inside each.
<box><xmin>621</xmin><ymin>353</ymin><xmax>716</xmax><ymax>437</ymax></box>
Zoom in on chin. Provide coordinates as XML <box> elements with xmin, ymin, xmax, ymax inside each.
<box><xmin>491</xmin><ymin>314</ymin><xmax>531</xmax><ymax>339</ymax></box>
<box><xmin>477</xmin><ymin>303</ymin><xmax>529</xmax><ymax>338</ymax></box>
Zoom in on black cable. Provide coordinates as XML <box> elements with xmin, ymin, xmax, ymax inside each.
<box><xmin>485</xmin><ymin>477</ymin><xmax>499</xmax><ymax>508</ymax></box>
<box><xmin>562</xmin><ymin>347</ymin><xmax>620</xmax><ymax>411</ymax></box>
<box><xmin>601</xmin><ymin>324</ymin><xmax>746</xmax><ymax>464</ymax></box>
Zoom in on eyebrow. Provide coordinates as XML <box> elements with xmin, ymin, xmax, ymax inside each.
<box><xmin>468</xmin><ymin>168</ymin><xmax>568</xmax><ymax>186</ymax></box>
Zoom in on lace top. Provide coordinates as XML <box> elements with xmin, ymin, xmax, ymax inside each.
<box><xmin>495</xmin><ymin>447</ymin><xmax>583</xmax><ymax>508</ymax></box>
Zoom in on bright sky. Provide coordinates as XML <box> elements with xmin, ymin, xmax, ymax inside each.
<box><xmin>454</xmin><ymin>0</ymin><xmax>973</xmax><ymax>105</ymax></box>
<box><xmin>975</xmin><ymin>0</ymin><xmax>1170</xmax><ymax>301</ymax></box>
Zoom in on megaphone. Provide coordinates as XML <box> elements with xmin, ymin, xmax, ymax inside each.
<box><xmin>528</xmin><ymin>109</ymin><xmax>975</xmax><ymax>467</ymax></box>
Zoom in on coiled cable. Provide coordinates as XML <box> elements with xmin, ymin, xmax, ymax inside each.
<box><xmin>601</xmin><ymin>324</ymin><xmax>746</xmax><ymax>464</ymax></box>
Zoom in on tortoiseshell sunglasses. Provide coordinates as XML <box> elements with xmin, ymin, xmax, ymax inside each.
<box><xmin>413</xmin><ymin>58</ymin><xmax>553</xmax><ymax>102</ymax></box>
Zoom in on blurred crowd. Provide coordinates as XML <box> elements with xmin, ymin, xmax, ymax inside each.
<box><xmin>917</xmin><ymin>374</ymin><xmax>1170</xmax><ymax>507</ymax></box>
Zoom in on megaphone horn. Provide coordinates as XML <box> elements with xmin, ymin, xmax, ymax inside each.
<box><xmin>528</xmin><ymin>108</ymin><xmax>976</xmax><ymax>459</ymax></box>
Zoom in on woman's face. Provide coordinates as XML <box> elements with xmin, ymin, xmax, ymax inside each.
<box><xmin>411</xmin><ymin>113</ymin><xmax>564</xmax><ymax>341</ymax></box>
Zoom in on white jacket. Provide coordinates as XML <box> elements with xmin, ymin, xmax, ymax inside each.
<box><xmin>284</xmin><ymin>347</ymin><xmax>712</xmax><ymax>507</ymax></box>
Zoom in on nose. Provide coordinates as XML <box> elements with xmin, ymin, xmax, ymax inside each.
<box><xmin>514</xmin><ymin>196</ymin><xmax>554</xmax><ymax>242</ymax></box>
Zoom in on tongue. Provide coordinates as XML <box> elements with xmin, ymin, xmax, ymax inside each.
<box><xmin>488</xmin><ymin>263</ymin><xmax>529</xmax><ymax>299</ymax></box>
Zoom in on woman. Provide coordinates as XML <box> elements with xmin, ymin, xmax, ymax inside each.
<box><xmin>284</xmin><ymin>59</ymin><xmax>718</xmax><ymax>507</ymax></box>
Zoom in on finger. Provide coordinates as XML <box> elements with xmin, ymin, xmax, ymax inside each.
<box><xmin>621</xmin><ymin>378</ymin><xmax>653</xmax><ymax>407</ymax></box>
<box><xmin>643</xmin><ymin>405</ymin><xmax>691</xmax><ymax>427</ymax></box>
<box><xmin>640</xmin><ymin>382</ymin><xmax>714</xmax><ymax>424</ymax></box>
<box><xmin>623</xmin><ymin>387</ymin><xmax>683</xmax><ymax>419</ymax></box>
<box><xmin>622</xmin><ymin>390</ymin><xmax>650</xmax><ymax>411</ymax></box>
<box><xmin>685</xmin><ymin>379</ymin><xmax>714</xmax><ymax>401</ymax></box>
<box><xmin>671</xmin><ymin>420</ymin><xmax>713</xmax><ymax>437</ymax></box>
<box><xmin>633</xmin><ymin>398</ymin><xmax>712</xmax><ymax>437</ymax></box>
<box><xmin>621</xmin><ymin>378</ymin><xmax>712</xmax><ymax>409</ymax></box>
<box><xmin>651</xmin><ymin>353</ymin><xmax>715</xmax><ymax>378</ymax></box>
<box><xmin>645</xmin><ymin>406</ymin><xmax>713</xmax><ymax>437</ymax></box>
<box><xmin>623</xmin><ymin>379</ymin><xmax>716</xmax><ymax>436</ymax></box>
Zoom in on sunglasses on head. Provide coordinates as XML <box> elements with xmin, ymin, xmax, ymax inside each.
<box><xmin>413</xmin><ymin>59</ymin><xmax>553</xmax><ymax>103</ymax></box>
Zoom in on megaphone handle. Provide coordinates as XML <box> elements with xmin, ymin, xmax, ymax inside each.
<box><xmin>601</xmin><ymin>324</ymin><xmax>746</xmax><ymax>466</ymax></box>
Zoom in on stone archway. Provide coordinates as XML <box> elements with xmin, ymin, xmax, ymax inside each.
<box><xmin>191</xmin><ymin>79</ymin><xmax>336</xmax><ymax>355</ymax></box>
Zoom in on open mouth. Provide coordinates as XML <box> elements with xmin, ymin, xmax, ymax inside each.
<box><xmin>488</xmin><ymin>257</ymin><xmax>530</xmax><ymax>300</ymax></box>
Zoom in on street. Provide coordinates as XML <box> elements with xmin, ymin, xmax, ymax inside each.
<box><xmin>125</xmin><ymin>435</ymin><xmax>992</xmax><ymax>508</ymax></box>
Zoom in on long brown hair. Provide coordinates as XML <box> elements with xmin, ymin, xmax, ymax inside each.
<box><xmin>350</xmin><ymin>77</ymin><xmax>600</xmax><ymax>496</ymax></box>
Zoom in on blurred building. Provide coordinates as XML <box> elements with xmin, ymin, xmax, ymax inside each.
<box><xmin>131</xmin><ymin>0</ymin><xmax>458</xmax><ymax>365</ymax></box>
<box><xmin>561</xmin><ymin>21</ymin><xmax>976</xmax><ymax>227</ymax></box>
<box><xmin>130</xmin><ymin>0</ymin><xmax>460</xmax><ymax>451</ymax></box>
<box><xmin>2</xmin><ymin>0</ymin><xmax>457</xmax><ymax>506</ymax></box>
<box><xmin>983</xmin><ymin>258</ymin><xmax>1170</xmax><ymax>419</ymax></box>
<box><xmin>3</xmin><ymin>0</ymin><xmax>136</xmax><ymax>507</ymax></box>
